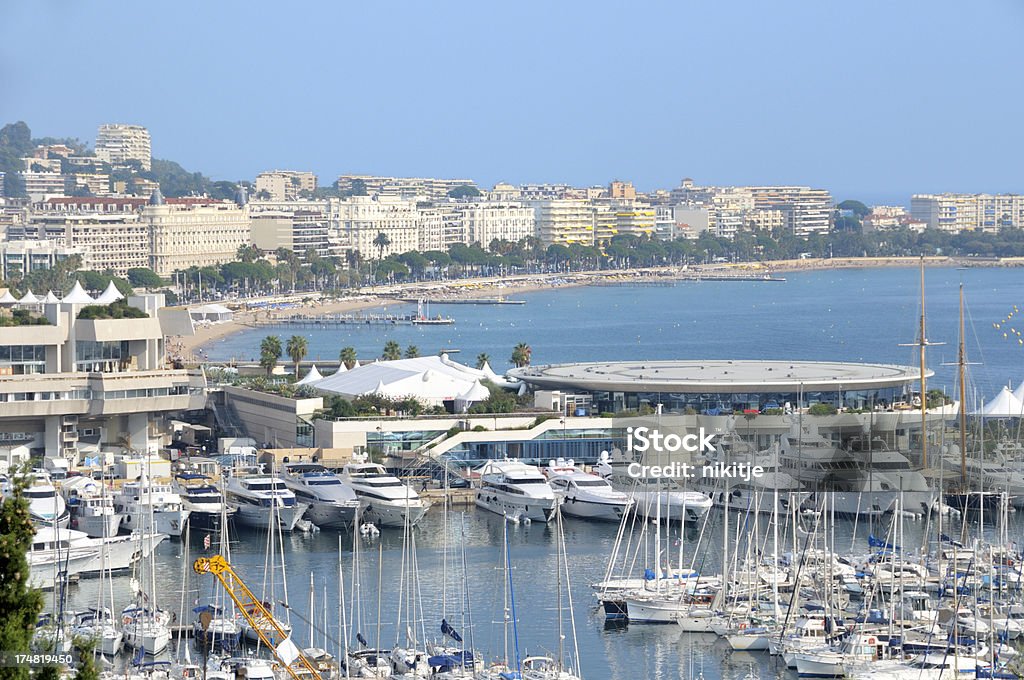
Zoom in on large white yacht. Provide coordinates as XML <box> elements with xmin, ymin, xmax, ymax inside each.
<box><xmin>846</xmin><ymin>437</ymin><xmax>937</xmax><ymax>515</ymax></box>
<box><xmin>27</xmin><ymin>527</ymin><xmax>166</xmax><ymax>589</ymax></box>
<box><xmin>593</xmin><ymin>452</ymin><xmax>713</xmax><ymax>521</ymax></box>
<box><xmin>114</xmin><ymin>475</ymin><xmax>191</xmax><ymax>537</ymax></box>
<box><xmin>224</xmin><ymin>468</ymin><xmax>309</xmax><ymax>532</ymax></box>
<box><xmin>778</xmin><ymin>427</ymin><xmax>895</xmax><ymax>516</ymax></box>
<box><xmin>172</xmin><ymin>472</ymin><xmax>236</xmax><ymax>532</ymax></box>
<box><xmin>338</xmin><ymin>453</ymin><xmax>428</xmax><ymax>528</ymax></box>
<box><xmin>697</xmin><ymin>437</ymin><xmax>807</xmax><ymax>515</ymax></box>
<box><xmin>474</xmin><ymin>458</ymin><xmax>559</xmax><ymax>523</ymax></box>
<box><xmin>281</xmin><ymin>462</ymin><xmax>360</xmax><ymax>529</ymax></box>
<box><xmin>61</xmin><ymin>476</ymin><xmax>122</xmax><ymax>538</ymax></box>
<box><xmin>544</xmin><ymin>458</ymin><xmax>633</xmax><ymax>521</ymax></box>
<box><xmin>2</xmin><ymin>472</ymin><xmax>71</xmax><ymax>529</ymax></box>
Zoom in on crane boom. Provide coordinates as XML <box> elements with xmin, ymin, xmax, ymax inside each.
<box><xmin>194</xmin><ymin>555</ymin><xmax>321</xmax><ymax>680</ymax></box>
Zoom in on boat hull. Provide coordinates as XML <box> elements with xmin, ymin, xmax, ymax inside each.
<box><xmin>304</xmin><ymin>501</ymin><xmax>359</xmax><ymax>529</ymax></box>
<box><xmin>560</xmin><ymin>497</ymin><xmax>629</xmax><ymax>521</ymax></box>
<box><xmin>232</xmin><ymin>502</ymin><xmax>309</xmax><ymax>531</ymax></box>
<box><xmin>475</xmin><ymin>490</ymin><xmax>557</xmax><ymax>523</ymax></box>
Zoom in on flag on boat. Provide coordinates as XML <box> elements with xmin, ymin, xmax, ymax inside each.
<box><xmin>357</xmin><ymin>633</ymin><xmax>368</xmax><ymax>647</ymax></box>
<box><xmin>276</xmin><ymin>637</ymin><xmax>301</xmax><ymax>665</ymax></box>
<box><xmin>868</xmin><ymin>534</ymin><xmax>901</xmax><ymax>552</ymax></box>
<box><xmin>132</xmin><ymin>645</ymin><xmax>145</xmax><ymax>666</ymax></box>
<box><xmin>441</xmin><ymin>618</ymin><xmax>463</xmax><ymax>643</ymax></box>
<box><xmin>939</xmin><ymin>533</ymin><xmax>964</xmax><ymax>548</ymax></box>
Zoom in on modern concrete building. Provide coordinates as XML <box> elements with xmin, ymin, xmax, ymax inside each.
<box><xmin>747</xmin><ymin>186</ymin><xmax>833</xmax><ymax>236</ymax></box>
<box><xmin>249</xmin><ymin>201</ymin><xmax>341</xmax><ymax>261</ymax></box>
<box><xmin>255</xmin><ymin>171</ymin><xmax>318</xmax><ymax>201</ymax></box>
<box><xmin>911</xmin><ymin>193</ymin><xmax>1024</xmax><ymax>233</ymax></box>
<box><xmin>95</xmin><ymin>124</ymin><xmax>152</xmax><ymax>171</ymax></box>
<box><xmin>0</xmin><ymin>240</ymin><xmax>83</xmax><ymax>281</ymax></box>
<box><xmin>0</xmin><ymin>293</ymin><xmax>205</xmax><ymax>462</ymax></box>
<box><xmin>531</xmin><ymin>199</ymin><xmax>595</xmax><ymax>245</ymax></box>
<box><xmin>19</xmin><ymin>212</ymin><xmax>150</xmax><ymax>275</ymax></box>
<box><xmin>20</xmin><ymin>171</ymin><xmax>67</xmax><ymax>202</ymax></box>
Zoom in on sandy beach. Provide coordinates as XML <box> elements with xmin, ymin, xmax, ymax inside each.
<box><xmin>177</xmin><ymin>255</ymin><xmax>1015</xmax><ymax>356</ymax></box>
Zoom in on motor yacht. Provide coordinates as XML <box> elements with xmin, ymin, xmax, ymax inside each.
<box><xmin>338</xmin><ymin>453</ymin><xmax>428</xmax><ymax>528</ymax></box>
<box><xmin>544</xmin><ymin>458</ymin><xmax>632</xmax><ymax>521</ymax></box>
<box><xmin>474</xmin><ymin>458</ymin><xmax>559</xmax><ymax>523</ymax></box>
<box><xmin>281</xmin><ymin>462</ymin><xmax>360</xmax><ymax>529</ymax></box>
<box><xmin>224</xmin><ymin>468</ymin><xmax>308</xmax><ymax>532</ymax></box>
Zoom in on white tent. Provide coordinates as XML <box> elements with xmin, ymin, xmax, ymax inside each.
<box><xmin>975</xmin><ymin>386</ymin><xmax>1024</xmax><ymax>418</ymax></box>
<box><xmin>296</xmin><ymin>365</ymin><xmax>324</xmax><ymax>385</ymax></box>
<box><xmin>313</xmin><ymin>355</ymin><xmax>507</xmax><ymax>406</ymax></box>
<box><xmin>333</xmin><ymin>362</ymin><xmax>348</xmax><ymax>374</ymax></box>
<box><xmin>18</xmin><ymin>290</ymin><xmax>40</xmax><ymax>304</ymax></box>
<box><xmin>62</xmin><ymin>281</ymin><xmax>95</xmax><ymax>304</ymax></box>
<box><xmin>94</xmin><ymin>281</ymin><xmax>125</xmax><ymax>304</ymax></box>
<box><xmin>42</xmin><ymin>291</ymin><xmax>60</xmax><ymax>304</ymax></box>
<box><xmin>455</xmin><ymin>379</ymin><xmax>492</xmax><ymax>412</ymax></box>
<box><xmin>189</xmin><ymin>303</ymin><xmax>233</xmax><ymax>323</ymax></box>
<box><xmin>0</xmin><ymin>289</ymin><xmax>17</xmax><ymax>305</ymax></box>
<box><xmin>1013</xmin><ymin>381</ymin><xmax>1024</xmax><ymax>405</ymax></box>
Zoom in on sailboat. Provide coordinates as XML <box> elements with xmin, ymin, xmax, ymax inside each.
<box><xmin>122</xmin><ymin>503</ymin><xmax>172</xmax><ymax>654</ymax></box>
<box><xmin>71</xmin><ymin>480</ymin><xmax>124</xmax><ymax>657</ymax></box>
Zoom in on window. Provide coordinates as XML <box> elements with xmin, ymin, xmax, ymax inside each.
<box><xmin>75</xmin><ymin>340</ymin><xmax>129</xmax><ymax>372</ymax></box>
<box><xmin>0</xmin><ymin>345</ymin><xmax>47</xmax><ymax>374</ymax></box>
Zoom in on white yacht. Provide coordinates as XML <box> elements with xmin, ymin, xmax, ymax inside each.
<box><xmin>27</xmin><ymin>527</ymin><xmax>166</xmax><ymax>589</ymax></box>
<box><xmin>121</xmin><ymin>603</ymin><xmax>172</xmax><ymax>654</ymax></box>
<box><xmin>698</xmin><ymin>439</ymin><xmax>807</xmax><ymax>515</ymax></box>
<box><xmin>474</xmin><ymin>459</ymin><xmax>559</xmax><ymax>523</ymax></box>
<box><xmin>114</xmin><ymin>475</ymin><xmax>191</xmax><ymax>537</ymax></box>
<box><xmin>61</xmin><ymin>477</ymin><xmax>122</xmax><ymax>538</ymax></box>
<box><xmin>338</xmin><ymin>454</ymin><xmax>428</xmax><ymax>528</ymax></box>
<box><xmin>544</xmin><ymin>458</ymin><xmax>633</xmax><ymax>521</ymax></box>
<box><xmin>2</xmin><ymin>471</ymin><xmax>71</xmax><ymax>528</ymax></box>
<box><xmin>593</xmin><ymin>452</ymin><xmax>713</xmax><ymax>521</ymax></box>
<box><xmin>224</xmin><ymin>469</ymin><xmax>309</xmax><ymax>531</ymax></box>
<box><xmin>846</xmin><ymin>439</ymin><xmax>936</xmax><ymax>515</ymax></box>
<box><xmin>72</xmin><ymin>607</ymin><xmax>124</xmax><ymax>656</ymax></box>
<box><xmin>172</xmin><ymin>473</ymin><xmax>235</xmax><ymax>532</ymax></box>
<box><xmin>779</xmin><ymin>428</ymin><xmax>894</xmax><ymax>517</ymax></box>
<box><xmin>281</xmin><ymin>462</ymin><xmax>360</xmax><ymax>529</ymax></box>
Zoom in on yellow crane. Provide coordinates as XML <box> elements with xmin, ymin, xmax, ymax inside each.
<box><xmin>193</xmin><ymin>555</ymin><xmax>321</xmax><ymax>680</ymax></box>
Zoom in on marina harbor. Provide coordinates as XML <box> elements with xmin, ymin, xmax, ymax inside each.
<box><xmin>4</xmin><ymin>264</ymin><xmax>1024</xmax><ymax>680</ymax></box>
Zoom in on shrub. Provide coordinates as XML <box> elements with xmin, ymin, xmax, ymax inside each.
<box><xmin>807</xmin><ymin>403</ymin><xmax>838</xmax><ymax>416</ymax></box>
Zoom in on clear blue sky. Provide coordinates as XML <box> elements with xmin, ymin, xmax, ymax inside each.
<box><xmin>2</xmin><ymin>1</ymin><xmax>1022</xmax><ymax>204</ymax></box>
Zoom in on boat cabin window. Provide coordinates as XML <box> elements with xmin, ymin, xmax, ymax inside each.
<box><xmin>306</xmin><ymin>478</ymin><xmax>342</xmax><ymax>486</ymax></box>
<box><xmin>245</xmin><ymin>482</ymin><xmax>287</xmax><ymax>492</ymax></box>
<box><xmin>573</xmin><ymin>479</ymin><xmax>609</xmax><ymax>487</ymax></box>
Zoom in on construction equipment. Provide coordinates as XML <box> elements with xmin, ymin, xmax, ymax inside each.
<box><xmin>193</xmin><ymin>555</ymin><xmax>321</xmax><ymax>680</ymax></box>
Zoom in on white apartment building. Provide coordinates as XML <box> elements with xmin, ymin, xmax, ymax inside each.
<box><xmin>21</xmin><ymin>171</ymin><xmax>67</xmax><ymax>201</ymax></box>
<box><xmin>459</xmin><ymin>202</ymin><xmax>536</xmax><ymax>246</ymax></box>
<box><xmin>95</xmin><ymin>124</ymin><xmax>152</xmax><ymax>171</ymax></box>
<box><xmin>747</xmin><ymin>186</ymin><xmax>833</xmax><ymax>236</ymax></box>
<box><xmin>143</xmin><ymin>200</ymin><xmax>252</xmax><ymax>277</ymax></box>
<box><xmin>911</xmin><ymin>193</ymin><xmax>1024</xmax><ymax>233</ymax></box>
<box><xmin>338</xmin><ymin>195</ymin><xmax>421</xmax><ymax>257</ymax></box>
<box><xmin>22</xmin><ymin>213</ymin><xmax>150</xmax><ymax>275</ymax></box>
<box><xmin>671</xmin><ymin>206</ymin><xmax>712</xmax><ymax>239</ymax></box>
<box><xmin>67</xmin><ymin>173</ymin><xmax>111</xmax><ymax>196</ymax></box>
<box><xmin>255</xmin><ymin>171</ymin><xmax>318</xmax><ymax>201</ymax></box>
<box><xmin>0</xmin><ymin>240</ymin><xmax>82</xmax><ymax>281</ymax></box>
<box><xmin>531</xmin><ymin>199</ymin><xmax>595</xmax><ymax>245</ymax></box>
<box><xmin>0</xmin><ymin>294</ymin><xmax>205</xmax><ymax>461</ymax></box>
<box><xmin>337</xmin><ymin>174</ymin><xmax>476</xmax><ymax>200</ymax></box>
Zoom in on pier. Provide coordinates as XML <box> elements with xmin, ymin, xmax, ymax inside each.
<box><xmin>396</xmin><ymin>297</ymin><xmax>526</xmax><ymax>305</ymax></box>
<box><xmin>246</xmin><ymin>312</ymin><xmax>454</xmax><ymax>328</ymax></box>
<box><xmin>592</xmin><ymin>273</ymin><xmax>785</xmax><ymax>286</ymax></box>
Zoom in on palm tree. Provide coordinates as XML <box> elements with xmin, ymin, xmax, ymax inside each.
<box><xmin>510</xmin><ymin>342</ymin><xmax>532</xmax><ymax>368</ymax></box>
<box><xmin>286</xmin><ymin>335</ymin><xmax>308</xmax><ymax>378</ymax></box>
<box><xmin>476</xmin><ymin>353</ymin><xmax>491</xmax><ymax>370</ymax></box>
<box><xmin>373</xmin><ymin>232</ymin><xmax>391</xmax><ymax>261</ymax></box>
<box><xmin>259</xmin><ymin>335</ymin><xmax>282</xmax><ymax>376</ymax></box>
<box><xmin>404</xmin><ymin>345</ymin><xmax>420</xmax><ymax>358</ymax></box>
<box><xmin>339</xmin><ymin>346</ymin><xmax>358</xmax><ymax>370</ymax></box>
<box><xmin>382</xmin><ymin>340</ymin><xmax>402</xmax><ymax>361</ymax></box>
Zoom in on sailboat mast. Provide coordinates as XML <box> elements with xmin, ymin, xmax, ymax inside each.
<box><xmin>958</xmin><ymin>283</ymin><xmax>968</xmax><ymax>485</ymax></box>
<box><xmin>919</xmin><ymin>256</ymin><xmax>929</xmax><ymax>469</ymax></box>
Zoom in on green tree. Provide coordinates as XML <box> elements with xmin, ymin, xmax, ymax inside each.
<box><xmin>837</xmin><ymin>199</ymin><xmax>870</xmax><ymax>218</ymax></box>
<box><xmin>476</xmin><ymin>353</ymin><xmax>491</xmax><ymax>370</ymax></box>
<box><xmin>373</xmin><ymin>232</ymin><xmax>391</xmax><ymax>261</ymax></box>
<box><xmin>126</xmin><ymin>267</ymin><xmax>164</xmax><ymax>288</ymax></box>
<box><xmin>404</xmin><ymin>345</ymin><xmax>420</xmax><ymax>358</ymax></box>
<box><xmin>339</xmin><ymin>346</ymin><xmax>358</xmax><ymax>370</ymax></box>
<box><xmin>286</xmin><ymin>335</ymin><xmax>308</xmax><ymax>377</ymax></box>
<box><xmin>259</xmin><ymin>335</ymin><xmax>282</xmax><ymax>376</ymax></box>
<box><xmin>382</xmin><ymin>340</ymin><xmax>401</xmax><ymax>361</ymax></box>
<box><xmin>510</xmin><ymin>342</ymin><xmax>532</xmax><ymax>368</ymax></box>
<box><xmin>236</xmin><ymin>244</ymin><xmax>262</xmax><ymax>263</ymax></box>
<box><xmin>0</xmin><ymin>473</ymin><xmax>46</xmax><ymax>680</ymax></box>
<box><xmin>447</xmin><ymin>185</ymin><xmax>481</xmax><ymax>199</ymax></box>
<box><xmin>72</xmin><ymin>637</ymin><xmax>101</xmax><ymax>680</ymax></box>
